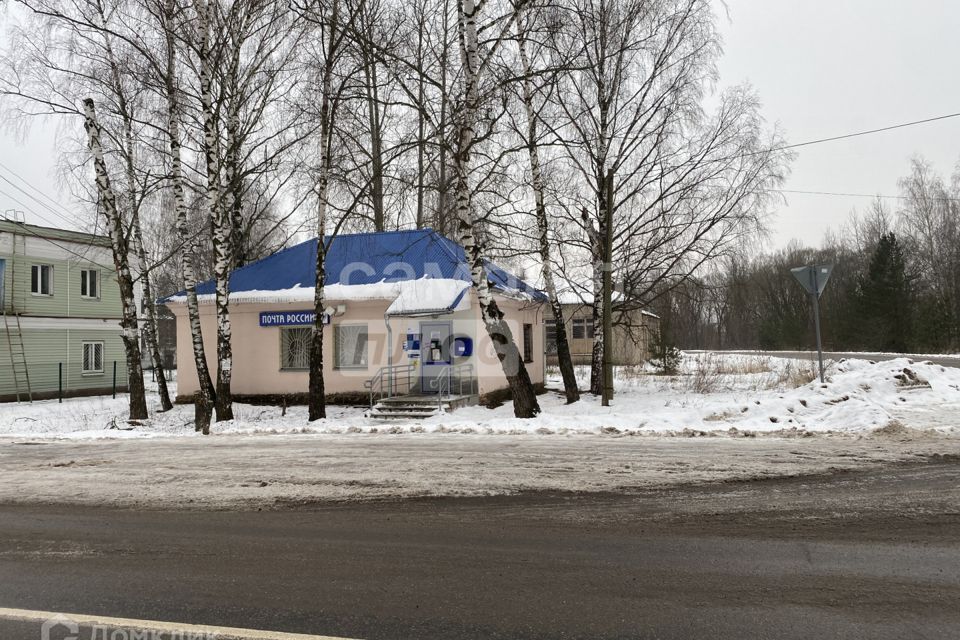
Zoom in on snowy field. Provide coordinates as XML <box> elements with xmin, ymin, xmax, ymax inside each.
<box><xmin>1</xmin><ymin>353</ymin><xmax>959</xmax><ymax>439</ymax></box>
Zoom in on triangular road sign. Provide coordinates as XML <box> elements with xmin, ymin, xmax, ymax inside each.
<box><xmin>791</xmin><ymin>264</ymin><xmax>833</xmax><ymax>298</ymax></box>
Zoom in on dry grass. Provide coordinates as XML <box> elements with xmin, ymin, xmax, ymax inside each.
<box><xmin>710</xmin><ymin>356</ymin><xmax>773</xmax><ymax>376</ymax></box>
<box><xmin>685</xmin><ymin>358</ymin><xmax>723</xmax><ymax>393</ymax></box>
<box><xmin>680</xmin><ymin>353</ymin><xmax>773</xmax><ymax>394</ymax></box>
<box><xmin>549</xmin><ymin>354</ymin><xmax>832</xmax><ymax>395</ymax></box>
<box><xmin>771</xmin><ymin>359</ymin><xmax>834</xmax><ymax>389</ymax></box>
<box><xmin>616</xmin><ymin>364</ymin><xmax>650</xmax><ymax>379</ymax></box>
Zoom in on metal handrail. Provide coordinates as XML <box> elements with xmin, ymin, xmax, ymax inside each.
<box><xmin>366</xmin><ymin>362</ymin><xmax>476</xmax><ymax>410</ymax></box>
<box><xmin>364</xmin><ymin>362</ymin><xmax>417</xmax><ymax>408</ymax></box>
<box><xmin>436</xmin><ymin>363</ymin><xmax>475</xmax><ymax>411</ymax></box>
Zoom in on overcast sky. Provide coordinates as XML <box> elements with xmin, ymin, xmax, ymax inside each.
<box><xmin>2</xmin><ymin>0</ymin><xmax>960</xmax><ymax>247</ymax></box>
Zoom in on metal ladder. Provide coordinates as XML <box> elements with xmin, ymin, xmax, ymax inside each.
<box><xmin>2</xmin><ymin>310</ymin><xmax>32</xmax><ymax>403</ymax></box>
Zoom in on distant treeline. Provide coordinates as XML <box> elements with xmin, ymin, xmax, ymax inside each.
<box><xmin>654</xmin><ymin>158</ymin><xmax>960</xmax><ymax>354</ymax></box>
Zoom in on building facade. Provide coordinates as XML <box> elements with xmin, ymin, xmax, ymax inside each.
<box><xmin>0</xmin><ymin>219</ymin><xmax>129</xmax><ymax>402</ymax></box>
<box><xmin>165</xmin><ymin>229</ymin><xmax>547</xmax><ymax>406</ymax></box>
<box><xmin>545</xmin><ymin>302</ymin><xmax>660</xmax><ymax>367</ymax></box>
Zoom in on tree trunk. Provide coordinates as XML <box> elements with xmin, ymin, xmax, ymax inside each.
<box><xmin>226</xmin><ymin>99</ymin><xmax>245</xmax><ymax>267</ymax></box>
<box><xmin>363</xmin><ymin>45</ymin><xmax>385</xmax><ymax>231</ymax></box>
<box><xmin>516</xmin><ymin>10</ymin><xmax>578</xmax><ymax>403</ymax></box>
<box><xmin>96</xmin><ymin>3</ymin><xmax>174</xmax><ymax>413</ymax></box>
<box><xmin>456</xmin><ymin>0</ymin><xmax>539</xmax><ymax>418</ymax></box>
<box><xmin>435</xmin><ymin>4</ymin><xmax>450</xmax><ymax>236</ymax></box>
<box><xmin>131</xmin><ymin>210</ymin><xmax>174</xmax><ymax>412</ymax></box>
<box><xmin>308</xmin><ymin>195</ymin><xmax>327</xmax><ymax>422</ymax></box>
<box><xmin>163</xmin><ymin>0</ymin><xmax>215</xmax><ymax>433</ymax></box>
<box><xmin>81</xmin><ymin>99</ymin><xmax>148</xmax><ymax>421</ymax></box>
<box><xmin>601</xmin><ymin>170</ymin><xmax>614</xmax><ymax>405</ymax></box>
<box><xmin>415</xmin><ymin>10</ymin><xmax>426</xmax><ymax>229</ymax></box>
<box><xmin>585</xmin><ymin>206</ymin><xmax>605</xmax><ymax>396</ymax></box>
<box><xmin>308</xmin><ymin>0</ymin><xmax>339</xmax><ymax>422</ymax></box>
<box><xmin>224</xmin><ymin>33</ymin><xmax>245</xmax><ymax>268</ymax></box>
<box><xmin>197</xmin><ymin>0</ymin><xmax>234</xmax><ymax>422</ymax></box>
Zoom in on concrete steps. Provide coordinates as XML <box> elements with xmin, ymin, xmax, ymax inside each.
<box><xmin>367</xmin><ymin>394</ymin><xmax>477</xmax><ymax>421</ymax></box>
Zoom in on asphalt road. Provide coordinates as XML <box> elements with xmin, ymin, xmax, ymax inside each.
<box><xmin>712</xmin><ymin>349</ymin><xmax>960</xmax><ymax>368</ymax></box>
<box><xmin>2</xmin><ymin>462</ymin><xmax>959</xmax><ymax>640</ymax></box>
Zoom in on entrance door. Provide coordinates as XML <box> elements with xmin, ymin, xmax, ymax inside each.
<box><xmin>0</xmin><ymin>259</ymin><xmax>5</xmax><ymax>311</ymax></box>
<box><xmin>420</xmin><ymin>321</ymin><xmax>452</xmax><ymax>394</ymax></box>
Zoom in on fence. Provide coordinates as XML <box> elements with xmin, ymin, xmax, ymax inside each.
<box><xmin>0</xmin><ymin>360</ymin><xmax>130</xmax><ymax>403</ymax></box>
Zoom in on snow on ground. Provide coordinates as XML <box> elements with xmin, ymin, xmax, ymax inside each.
<box><xmin>2</xmin><ymin>354</ymin><xmax>959</xmax><ymax>509</ymax></box>
<box><xmin>698</xmin><ymin>349</ymin><xmax>960</xmax><ymax>359</ymax></box>
<box><xmin>0</xmin><ymin>353</ymin><xmax>958</xmax><ymax>440</ymax></box>
<box><xmin>1</xmin><ymin>431</ymin><xmax>957</xmax><ymax>509</ymax></box>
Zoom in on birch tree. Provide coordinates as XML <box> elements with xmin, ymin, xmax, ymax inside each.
<box><xmin>295</xmin><ymin>0</ymin><xmax>360</xmax><ymax>421</ymax></box>
<box><xmin>514</xmin><ymin>3</ymin><xmax>578</xmax><ymax>403</ymax></box>
<box><xmin>455</xmin><ymin>0</ymin><xmax>540</xmax><ymax>417</ymax></box>
<box><xmin>157</xmin><ymin>0</ymin><xmax>217</xmax><ymax>432</ymax></box>
<box><xmin>2</xmin><ymin>0</ymin><xmax>172</xmax><ymax>414</ymax></box>
<box><xmin>82</xmin><ymin>98</ymin><xmax>149</xmax><ymax>420</ymax></box>
<box><xmin>93</xmin><ymin>0</ymin><xmax>174</xmax><ymax>411</ymax></box>
<box><xmin>190</xmin><ymin>0</ymin><xmax>236</xmax><ymax>421</ymax></box>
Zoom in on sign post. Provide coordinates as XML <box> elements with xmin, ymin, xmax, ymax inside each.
<box><xmin>790</xmin><ymin>265</ymin><xmax>833</xmax><ymax>383</ymax></box>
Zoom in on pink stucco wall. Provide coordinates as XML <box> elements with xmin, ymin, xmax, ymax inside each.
<box><xmin>170</xmin><ymin>291</ymin><xmax>545</xmax><ymax>401</ymax></box>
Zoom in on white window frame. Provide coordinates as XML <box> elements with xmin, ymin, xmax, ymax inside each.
<box><xmin>80</xmin><ymin>268</ymin><xmax>100</xmax><ymax>299</ymax></box>
<box><xmin>81</xmin><ymin>341</ymin><xmax>104</xmax><ymax>375</ymax></box>
<box><xmin>31</xmin><ymin>264</ymin><xmax>53</xmax><ymax>296</ymax></box>
<box><xmin>280</xmin><ymin>327</ymin><xmax>312</xmax><ymax>371</ymax></box>
<box><xmin>334</xmin><ymin>323</ymin><xmax>369</xmax><ymax>370</ymax></box>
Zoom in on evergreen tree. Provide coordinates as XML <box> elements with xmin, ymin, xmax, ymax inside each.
<box><xmin>857</xmin><ymin>233</ymin><xmax>912</xmax><ymax>352</ymax></box>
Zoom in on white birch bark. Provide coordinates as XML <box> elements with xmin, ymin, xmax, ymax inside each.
<box><xmin>308</xmin><ymin>0</ymin><xmax>339</xmax><ymax>422</ymax></box>
<box><xmin>81</xmin><ymin>98</ymin><xmax>148</xmax><ymax>421</ymax></box>
<box><xmin>196</xmin><ymin>0</ymin><xmax>234</xmax><ymax>422</ymax></box>
<box><xmin>456</xmin><ymin>0</ymin><xmax>540</xmax><ymax>418</ymax></box>
<box><xmin>163</xmin><ymin>0</ymin><xmax>216</xmax><ymax>433</ymax></box>
<box><xmin>589</xmin><ymin>212</ymin><xmax>605</xmax><ymax>396</ymax></box>
<box><xmin>96</xmin><ymin>10</ymin><xmax>174</xmax><ymax>412</ymax></box>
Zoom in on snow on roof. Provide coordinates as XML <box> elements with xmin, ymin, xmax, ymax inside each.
<box><xmin>385</xmin><ymin>278</ymin><xmax>470</xmax><ymax>316</ymax></box>
<box><xmin>161</xmin><ymin>228</ymin><xmax>547</xmax><ymax>305</ymax></box>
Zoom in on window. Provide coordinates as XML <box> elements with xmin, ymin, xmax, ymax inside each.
<box><xmin>523</xmin><ymin>323</ymin><xmax>534</xmax><ymax>363</ymax></box>
<box><xmin>335</xmin><ymin>324</ymin><xmax>368</xmax><ymax>369</ymax></box>
<box><xmin>545</xmin><ymin>319</ymin><xmax>557</xmax><ymax>354</ymax></box>
<box><xmin>31</xmin><ymin>264</ymin><xmax>53</xmax><ymax>295</ymax></box>
<box><xmin>80</xmin><ymin>269</ymin><xmax>99</xmax><ymax>299</ymax></box>
<box><xmin>82</xmin><ymin>342</ymin><xmax>104</xmax><ymax>374</ymax></box>
<box><xmin>572</xmin><ymin>318</ymin><xmax>594</xmax><ymax>340</ymax></box>
<box><xmin>281</xmin><ymin>327</ymin><xmax>311</xmax><ymax>370</ymax></box>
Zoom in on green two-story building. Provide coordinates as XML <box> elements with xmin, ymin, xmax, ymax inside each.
<box><xmin>1</xmin><ymin>218</ymin><xmax>130</xmax><ymax>402</ymax></box>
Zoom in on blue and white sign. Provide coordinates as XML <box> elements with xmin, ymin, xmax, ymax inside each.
<box><xmin>259</xmin><ymin>310</ymin><xmax>330</xmax><ymax>327</ymax></box>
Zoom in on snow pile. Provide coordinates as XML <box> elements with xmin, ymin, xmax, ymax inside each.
<box><xmin>421</xmin><ymin>356</ymin><xmax>960</xmax><ymax>435</ymax></box>
<box><xmin>1</xmin><ymin>355</ymin><xmax>958</xmax><ymax>439</ymax></box>
<box><xmin>694</xmin><ymin>356</ymin><xmax>960</xmax><ymax>433</ymax></box>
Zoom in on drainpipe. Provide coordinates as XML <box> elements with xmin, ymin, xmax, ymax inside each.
<box><xmin>384</xmin><ymin>313</ymin><xmax>393</xmax><ymax>396</ymax></box>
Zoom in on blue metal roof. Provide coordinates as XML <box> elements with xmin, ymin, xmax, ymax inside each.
<box><xmin>166</xmin><ymin>228</ymin><xmax>547</xmax><ymax>302</ymax></box>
